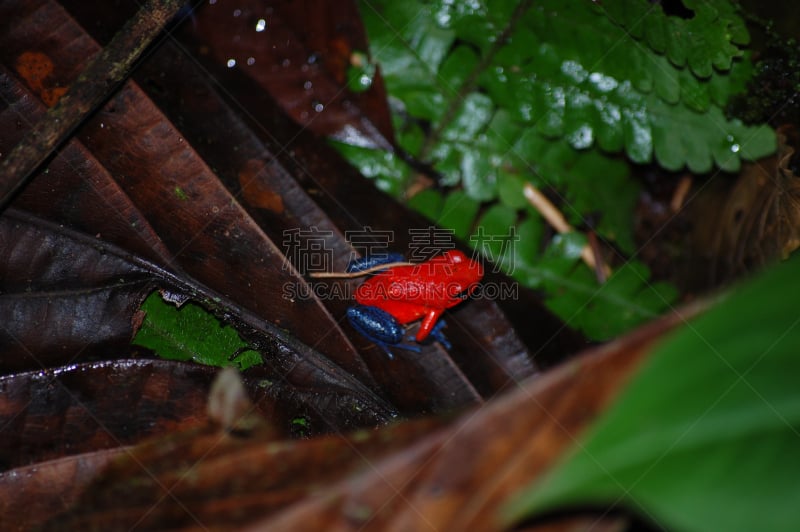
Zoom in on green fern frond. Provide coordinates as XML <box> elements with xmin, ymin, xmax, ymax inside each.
<box><xmin>376</xmin><ymin>0</ymin><xmax>775</xmax><ymax>171</ymax></box>
<box><xmin>337</xmin><ymin>0</ymin><xmax>777</xmax><ymax>339</ymax></box>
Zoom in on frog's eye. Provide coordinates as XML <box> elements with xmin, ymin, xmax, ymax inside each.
<box><xmin>447</xmin><ymin>283</ymin><xmax>465</xmax><ymax>297</ymax></box>
<box><xmin>447</xmin><ymin>250</ymin><xmax>466</xmax><ymax>264</ymax></box>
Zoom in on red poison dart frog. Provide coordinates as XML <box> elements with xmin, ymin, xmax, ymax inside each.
<box><xmin>346</xmin><ymin>250</ymin><xmax>483</xmax><ymax>358</ymax></box>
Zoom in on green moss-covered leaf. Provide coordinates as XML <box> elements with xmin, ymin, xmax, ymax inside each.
<box><xmin>133</xmin><ymin>292</ymin><xmax>262</xmax><ymax>370</ymax></box>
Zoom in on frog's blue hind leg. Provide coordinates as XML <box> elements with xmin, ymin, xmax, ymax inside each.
<box><xmin>427</xmin><ymin>319</ymin><xmax>452</xmax><ymax>349</ymax></box>
<box><xmin>346</xmin><ymin>305</ymin><xmax>420</xmax><ymax>359</ymax></box>
<box><xmin>346</xmin><ymin>252</ymin><xmax>406</xmax><ymax>274</ymax></box>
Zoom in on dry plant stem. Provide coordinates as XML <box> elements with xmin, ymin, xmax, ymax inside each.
<box><xmin>587</xmin><ymin>230</ymin><xmax>608</xmax><ymax>283</ymax></box>
<box><xmin>0</xmin><ymin>0</ymin><xmax>186</xmax><ymax>213</ymax></box>
<box><xmin>309</xmin><ymin>262</ymin><xmax>414</xmax><ymax>279</ymax></box>
<box><xmin>523</xmin><ymin>182</ymin><xmax>612</xmax><ymax>278</ymax></box>
<box><xmin>670</xmin><ymin>174</ymin><xmax>693</xmax><ymax>212</ymax></box>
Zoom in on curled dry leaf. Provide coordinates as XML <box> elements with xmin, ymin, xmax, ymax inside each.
<box><xmin>208</xmin><ymin>367</ymin><xmax>266</xmax><ymax>433</ymax></box>
<box><xmin>689</xmin><ymin>125</ymin><xmax>800</xmax><ymax>285</ymax></box>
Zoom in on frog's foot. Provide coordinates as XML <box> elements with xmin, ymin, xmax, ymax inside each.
<box><xmin>427</xmin><ymin>319</ymin><xmax>452</xmax><ymax>350</ymax></box>
<box><xmin>346</xmin><ymin>305</ymin><xmax>420</xmax><ymax>359</ymax></box>
<box><xmin>346</xmin><ymin>252</ymin><xmax>406</xmax><ymax>274</ymax></box>
<box><xmin>376</xmin><ymin>340</ymin><xmax>421</xmax><ymax>360</ymax></box>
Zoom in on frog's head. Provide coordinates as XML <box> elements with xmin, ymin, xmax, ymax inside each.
<box><xmin>440</xmin><ymin>250</ymin><xmax>484</xmax><ymax>284</ymax></box>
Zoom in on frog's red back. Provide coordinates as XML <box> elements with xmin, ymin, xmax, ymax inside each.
<box><xmin>354</xmin><ymin>250</ymin><xmax>483</xmax><ymax>324</ymax></box>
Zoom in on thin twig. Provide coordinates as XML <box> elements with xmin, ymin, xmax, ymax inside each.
<box><xmin>0</xmin><ymin>0</ymin><xmax>186</xmax><ymax>213</ymax></box>
<box><xmin>309</xmin><ymin>262</ymin><xmax>413</xmax><ymax>279</ymax></box>
<box><xmin>670</xmin><ymin>174</ymin><xmax>693</xmax><ymax>213</ymax></box>
<box><xmin>523</xmin><ymin>182</ymin><xmax>611</xmax><ymax>279</ymax></box>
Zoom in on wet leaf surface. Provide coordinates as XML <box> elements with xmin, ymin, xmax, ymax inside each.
<box><xmin>0</xmin><ymin>448</ymin><xmax>126</xmax><ymax>531</ymax></box>
<box><xmin>189</xmin><ymin>0</ymin><xmax>396</xmax><ymax>149</ymax></box>
<box><xmin>0</xmin><ymin>0</ymin><xmax>592</xmax><ymax>529</ymax></box>
<box><xmin>0</xmin><ymin>359</ymin><xmax>217</xmax><ymax>471</ymax></box>
<box><xmin>38</xmin><ymin>309</ymin><xmax>688</xmax><ymax>531</ymax></box>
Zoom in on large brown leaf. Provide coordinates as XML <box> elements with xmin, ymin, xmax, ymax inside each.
<box><xmin>51</xmin><ymin>0</ymin><xmax>534</xmax><ymax>412</ymax></box>
<box><xmin>0</xmin><ymin>0</ymin><xmax>550</xmax><ymax>413</ymax></box>
<box><xmin>0</xmin><ymin>0</ymin><xmax>399</xmax><ymax>443</ymax></box>
<box><xmin>0</xmin><ymin>1</ymin><xmax>361</xmax><ymax>370</ymax></box>
<box><xmin>0</xmin><ymin>0</ymin><xmax>588</xmax><ymax>527</ymax></box>
<box><xmin>190</xmin><ymin>0</ymin><xmax>397</xmax><ymax>149</ymax></box>
<box><xmin>37</xmin><ymin>309</ymin><xmax>688</xmax><ymax>531</ymax></box>
<box><xmin>0</xmin><ymin>359</ymin><xmax>216</xmax><ymax>470</ymax></box>
<box><xmin>0</xmin><ymin>208</ymin><xmax>397</xmax><ymax>457</ymax></box>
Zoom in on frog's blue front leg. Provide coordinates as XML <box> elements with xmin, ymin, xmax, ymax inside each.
<box><xmin>346</xmin><ymin>252</ymin><xmax>406</xmax><ymax>274</ymax></box>
<box><xmin>427</xmin><ymin>319</ymin><xmax>452</xmax><ymax>349</ymax></box>
<box><xmin>346</xmin><ymin>304</ymin><xmax>420</xmax><ymax>359</ymax></box>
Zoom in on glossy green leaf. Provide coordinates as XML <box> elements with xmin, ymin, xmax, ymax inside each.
<box><xmin>438</xmin><ymin>45</ymin><xmax>479</xmax><ymax>95</ymax></box>
<box><xmin>359</xmin><ymin>0</ymin><xmax>771</xmax><ymax>174</ymax></box>
<box><xmin>360</xmin><ymin>1</ymin><xmax>454</xmax><ymax>96</ymax></box>
<box><xmin>650</xmin><ymin>54</ymin><xmax>680</xmax><ymax>105</ymax></box>
<box><xmin>461</xmin><ymin>148</ymin><xmax>498</xmax><ymax>202</ymax></box>
<box><xmin>621</xmin><ymin>105</ymin><xmax>653</xmax><ymax>164</ymax></box>
<box><xmin>407</xmin><ymin>188</ymin><xmax>444</xmax><ymax>221</ymax></box>
<box><xmin>505</xmin><ymin>253</ymin><xmax>800</xmax><ymax>532</ymax></box>
<box><xmin>565</xmin><ymin>150</ymin><xmax>638</xmax><ymax>254</ymax></box>
<box><xmin>736</xmin><ymin>123</ymin><xmax>778</xmax><ymax>161</ymax></box>
<box><xmin>330</xmin><ymin>142</ymin><xmax>411</xmax><ymax>195</ymax></box>
<box><xmin>346</xmin><ymin>51</ymin><xmax>376</xmax><ymax>93</ymax></box>
<box><xmin>471</xmin><ymin>204</ymin><xmax>518</xmax><ymax>264</ymax></box>
<box><xmin>643</xmin><ymin>10</ymin><xmax>668</xmax><ymax>53</ymax></box>
<box><xmin>483</xmin><ymin>109</ymin><xmax>523</xmax><ymax>153</ymax></box>
<box><xmin>649</xmin><ymin>101</ymin><xmax>777</xmax><ymax>174</ymax></box>
<box><xmin>350</xmin><ymin>0</ymin><xmax>774</xmax><ymax>340</ymax></box>
<box><xmin>440</xmin><ymin>92</ymin><xmax>494</xmax><ymax>141</ymax></box>
<box><xmin>601</xmin><ymin>0</ymin><xmax>749</xmax><ymax>76</ymax></box>
<box><xmin>532</xmin><ymin>256</ymin><xmax>676</xmax><ymax>340</ymax></box>
<box><xmin>514</xmin><ymin>215</ymin><xmax>544</xmax><ymax>267</ymax></box>
<box><xmin>133</xmin><ymin>292</ymin><xmax>262</xmax><ymax>371</ymax></box>
<box><xmin>497</xmin><ymin>170</ymin><xmax>529</xmax><ymax>210</ymax></box>
<box><xmin>436</xmin><ymin>190</ymin><xmax>480</xmax><ymax>239</ymax></box>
